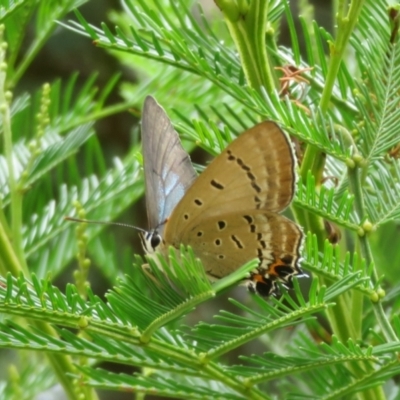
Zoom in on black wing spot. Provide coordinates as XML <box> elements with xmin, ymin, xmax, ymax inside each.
<box><xmin>275</xmin><ymin>265</ymin><xmax>295</xmax><ymax>279</ymax></box>
<box><xmin>255</xmin><ymin>279</ymin><xmax>274</xmax><ymax>297</ymax></box>
<box><xmin>194</xmin><ymin>199</ymin><xmax>203</xmax><ymax>206</ymax></box>
<box><xmin>243</xmin><ymin>215</ymin><xmax>253</xmax><ymax>224</ymax></box>
<box><xmin>211</xmin><ymin>179</ymin><xmax>224</xmax><ymax>190</ymax></box>
<box><xmin>254</xmin><ymin>196</ymin><xmax>262</xmax><ymax>208</ymax></box>
<box><xmin>217</xmin><ymin>220</ymin><xmax>226</xmax><ymax>230</ymax></box>
<box><xmin>215</xmin><ymin>239</ymin><xmax>221</xmax><ymax>246</ymax></box>
<box><xmin>281</xmin><ymin>255</ymin><xmax>294</xmax><ymax>264</ymax></box>
<box><xmin>231</xmin><ymin>235</ymin><xmax>244</xmax><ymax>249</ymax></box>
<box><xmin>237</xmin><ymin>158</ymin><xmax>250</xmax><ymax>171</ymax></box>
<box><xmin>251</xmin><ymin>182</ymin><xmax>262</xmax><ymax>193</ymax></box>
<box><xmin>197</xmin><ymin>231</ymin><xmax>203</xmax><ymax>237</ymax></box>
<box><xmin>184</xmin><ymin>214</ymin><xmax>189</xmax><ymax>220</ymax></box>
<box><xmin>218</xmin><ymin>254</ymin><xmax>225</xmax><ymax>259</ymax></box>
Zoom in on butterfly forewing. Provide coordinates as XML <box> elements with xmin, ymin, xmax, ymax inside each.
<box><xmin>142</xmin><ymin>96</ymin><xmax>197</xmax><ymax>233</ymax></box>
<box><xmin>163</xmin><ymin>121</ymin><xmax>296</xmax><ymax>244</ymax></box>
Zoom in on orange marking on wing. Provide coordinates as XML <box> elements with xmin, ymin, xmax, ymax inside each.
<box><xmin>252</xmin><ymin>274</ymin><xmax>265</xmax><ymax>283</ymax></box>
<box><xmin>268</xmin><ymin>259</ymin><xmax>287</xmax><ymax>278</ymax></box>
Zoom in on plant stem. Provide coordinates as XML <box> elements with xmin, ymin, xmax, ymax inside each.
<box><xmin>297</xmin><ymin>3</ymin><xmax>384</xmax><ymax>397</ymax></box>
<box><xmin>300</xmin><ymin>0</ymin><xmax>365</xmax><ymax>183</ymax></box>
<box><xmin>348</xmin><ymin>166</ymin><xmax>398</xmax><ymax>343</ymax></box>
<box><xmin>9</xmin><ymin>3</ymin><xmax>75</xmax><ymax>88</ymax></box>
<box><xmin>206</xmin><ymin>303</ymin><xmax>327</xmax><ymax>360</ymax></box>
<box><xmin>39</xmin><ymin>320</ymin><xmax>99</xmax><ymax>400</ymax></box>
<box><xmin>298</xmin><ymin>0</ymin><xmax>366</xmax><ymax>322</ymax></box>
<box><xmin>140</xmin><ymin>291</ymin><xmax>214</xmax><ymax>343</ymax></box>
<box><xmin>346</xmin><ymin>164</ymin><xmax>394</xmax><ymax>399</ymax></box>
<box><xmin>215</xmin><ymin>0</ymin><xmax>275</xmax><ymax>95</ymax></box>
<box><xmin>0</xmin><ymin>33</ymin><xmax>27</xmax><ymax>273</ymax></box>
<box><xmin>0</xmin><ymin>23</ymin><xmax>99</xmax><ymax>400</ymax></box>
<box><xmin>138</xmin><ymin>339</ymin><xmax>268</xmax><ymax>399</ymax></box>
<box><xmin>0</xmin><ymin>222</ymin><xmax>23</xmax><ymax>277</ymax></box>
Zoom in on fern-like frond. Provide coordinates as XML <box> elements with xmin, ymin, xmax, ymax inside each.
<box><xmin>0</xmin><ymin>273</ymin><xmax>287</xmax><ymax>399</ymax></box>
<box><xmin>187</xmin><ymin>283</ymin><xmax>327</xmax><ymax>357</ymax></box>
<box><xmin>77</xmin><ymin>367</ymin><xmax>246</xmax><ymax>400</ymax></box>
<box><xmin>23</xmin><ymin>155</ymin><xmax>142</xmax><ymax>276</ymax></box>
<box><xmin>2</xmin><ymin>0</ymin><xmax>400</xmax><ymax>398</ymax></box>
<box><xmin>176</xmin><ymin>99</ymin><xmax>353</xmax><ymax>169</ymax></box>
<box><xmin>36</xmin><ymin>0</ymin><xmax>88</xmax><ymax>36</ymax></box>
<box><xmin>0</xmin><ymin>0</ymin><xmax>26</xmax><ymax>21</ymax></box>
<box><xmin>8</xmin><ymin>92</ymin><xmax>30</xmax><ymax>123</ymax></box>
<box><xmin>1</xmin><ymin>73</ymin><xmax>127</xmax><ymax>205</ymax></box>
<box><xmin>4</xmin><ymin>0</ymin><xmax>90</xmax><ymax>87</ymax></box>
<box><xmin>67</xmin><ymin>1</ymin><xmax>338</xmax><ymax>140</ymax></box>
<box><xmin>28</xmin><ymin>124</ymin><xmax>95</xmax><ymax>186</ymax></box>
<box><xmin>187</xmin><ymin>263</ymin><xmax>371</xmax><ymax>359</ymax></box>
<box><xmin>69</xmin><ymin>3</ymin><xmax>243</xmax><ymax>89</ymax></box>
<box><xmin>295</xmin><ymin>172</ymin><xmax>358</xmax><ymax>231</ymax></box>
<box><xmin>303</xmin><ymin>233</ymin><xmax>374</xmax><ymax>296</ymax></box>
<box><xmin>352</xmin><ymin>2</ymin><xmax>400</xmax><ymax>164</ymax></box>
<box><xmin>0</xmin><ymin>354</ymin><xmax>56</xmax><ymax>400</ymax></box>
<box><xmin>0</xmin><ymin>124</ymin><xmax>95</xmax><ymax>204</ymax></box>
<box><xmin>49</xmin><ymin>73</ymin><xmax>123</xmax><ymax>132</ymax></box>
<box><xmin>86</xmin><ymin>234</ymin><xmax>135</xmax><ymax>282</ymax></box>
<box><xmin>107</xmin><ymin>246</ymin><xmax>215</xmax><ymax>335</ymax></box>
<box><xmin>364</xmin><ymin>160</ymin><xmax>400</xmax><ymax>226</ymax></box>
<box><xmin>68</xmin><ymin>1</ymin><xmax>363</xmax><ymax>166</ymax></box>
<box><xmin>229</xmin><ymin>336</ymin><xmax>377</xmax><ymax>384</ymax></box>
<box><xmin>73</xmin><ymin>0</ymin><xmax>280</xmax><ymax>89</ymax></box>
<box><xmin>122</xmin><ymin>66</ymin><xmax>231</xmax><ymax>114</ymax></box>
<box><xmin>1</xmin><ymin>0</ymin><xmax>32</xmax><ymax>67</ymax></box>
<box><xmin>278</xmin><ymin>334</ymin><xmax>400</xmax><ymax>398</ymax></box>
<box><xmin>281</xmin><ymin>8</ymin><xmax>357</xmax><ymax>114</ymax></box>
<box><xmin>261</xmin><ymin>90</ymin><xmax>355</xmax><ymax>161</ymax></box>
<box><xmin>0</xmin><ymin>320</ymin><xmax>193</xmax><ymax>375</ymax></box>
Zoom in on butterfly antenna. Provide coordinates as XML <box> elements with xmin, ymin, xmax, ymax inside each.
<box><xmin>64</xmin><ymin>216</ymin><xmax>147</xmax><ymax>233</ymax></box>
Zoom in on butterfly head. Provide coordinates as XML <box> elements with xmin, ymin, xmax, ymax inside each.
<box><xmin>140</xmin><ymin>230</ymin><xmax>164</xmax><ymax>254</ymax></box>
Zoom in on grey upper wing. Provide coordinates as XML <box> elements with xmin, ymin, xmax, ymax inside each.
<box><xmin>141</xmin><ymin>96</ymin><xmax>197</xmax><ymax>232</ymax></box>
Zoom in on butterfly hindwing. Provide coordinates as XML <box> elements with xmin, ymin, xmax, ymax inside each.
<box><xmin>178</xmin><ymin>210</ymin><xmax>303</xmax><ymax>291</ymax></box>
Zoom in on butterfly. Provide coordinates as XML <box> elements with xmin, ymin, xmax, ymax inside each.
<box><xmin>140</xmin><ymin>96</ymin><xmax>304</xmax><ymax>296</ymax></box>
